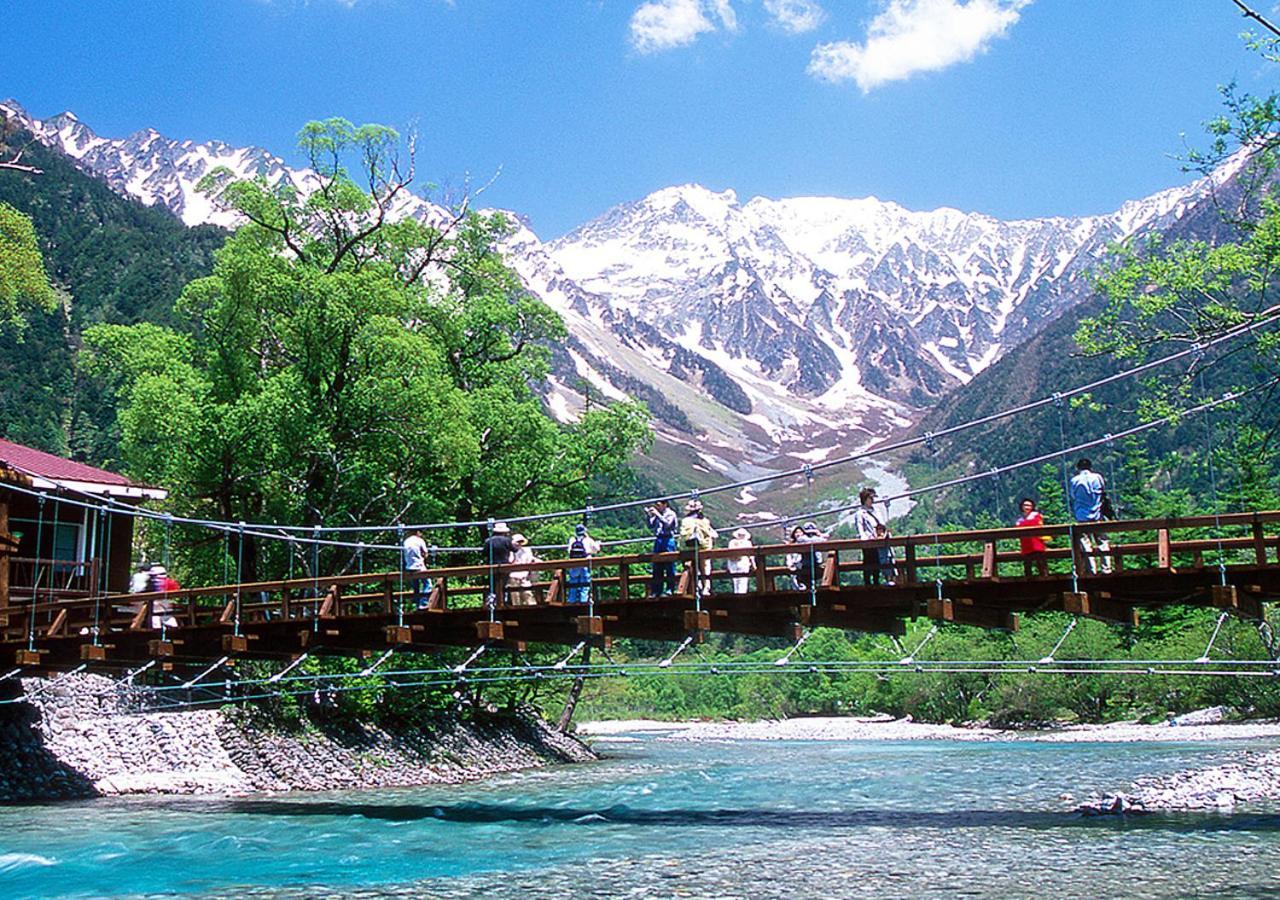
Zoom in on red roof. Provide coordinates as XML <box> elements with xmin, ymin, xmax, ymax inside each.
<box><xmin>0</xmin><ymin>438</ymin><xmax>137</xmax><ymax>487</ymax></box>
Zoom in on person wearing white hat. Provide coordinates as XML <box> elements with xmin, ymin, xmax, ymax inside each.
<box><xmin>146</xmin><ymin>565</ymin><xmax>180</xmax><ymax>629</ymax></box>
<box><xmin>508</xmin><ymin>534</ymin><xmax>543</xmax><ymax>606</ymax></box>
<box><xmin>726</xmin><ymin>527</ymin><xmax>755</xmax><ymax>594</ymax></box>
<box><xmin>679</xmin><ymin>500</ymin><xmax>718</xmax><ymax>597</ymax></box>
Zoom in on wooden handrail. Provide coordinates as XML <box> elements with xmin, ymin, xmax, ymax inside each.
<box><xmin>8</xmin><ymin>511</ymin><xmax>1280</xmax><ymax>630</ymax></box>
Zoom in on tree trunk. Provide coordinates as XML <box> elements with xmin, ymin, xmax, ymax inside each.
<box><xmin>556</xmin><ymin>645</ymin><xmax>591</xmax><ymax>733</ymax></box>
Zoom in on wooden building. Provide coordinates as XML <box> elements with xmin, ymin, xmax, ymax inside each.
<box><xmin>0</xmin><ymin>439</ymin><xmax>167</xmax><ymax>615</ymax></box>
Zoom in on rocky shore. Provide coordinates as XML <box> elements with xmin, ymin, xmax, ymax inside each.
<box><xmin>581</xmin><ymin>714</ymin><xmax>1280</xmax><ymax>815</ymax></box>
<box><xmin>578</xmin><ymin>713</ymin><xmax>1280</xmax><ymax>743</ymax></box>
<box><xmin>1077</xmin><ymin>750</ymin><xmax>1280</xmax><ymax>814</ymax></box>
<box><xmin>0</xmin><ymin>674</ymin><xmax>594</xmax><ymax>802</ymax></box>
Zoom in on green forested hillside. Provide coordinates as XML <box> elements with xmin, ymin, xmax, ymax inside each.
<box><xmin>0</xmin><ymin>131</ymin><xmax>224</xmax><ymax>459</ymax></box>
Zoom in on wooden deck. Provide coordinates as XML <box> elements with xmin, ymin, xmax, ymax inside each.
<box><xmin>4</xmin><ymin>511</ymin><xmax>1280</xmax><ymax>673</ymax></box>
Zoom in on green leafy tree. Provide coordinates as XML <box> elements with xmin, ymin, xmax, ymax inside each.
<box><xmin>0</xmin><ymin>201</ymin><xmax>56</xmax><ymax>333</ymax></box>
<box><xmin>81</xmin><ymin>119</ymin><xmax>650</xmax><ymax>582</ymax></box>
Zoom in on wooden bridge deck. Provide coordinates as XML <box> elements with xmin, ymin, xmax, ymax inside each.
<box><xmin>4</xmin><ymin>512</ymin><xmax>1280</xmax><ymax>673</ymax></box>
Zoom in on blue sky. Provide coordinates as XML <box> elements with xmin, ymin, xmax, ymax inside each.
<box><xmin>3</xmin><ymin>1</ymin><xmax>1277</xmax><ymax>237</ymax></box>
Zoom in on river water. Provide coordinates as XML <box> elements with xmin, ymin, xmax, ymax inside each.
<box><xmin>2</xmin><ymin>732</ymin><xmax>1279</xmax><ymax>898</ymax></box>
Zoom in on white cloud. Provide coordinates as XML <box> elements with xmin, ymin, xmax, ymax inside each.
<box><xmin>808</xmin><ymin>0</ymin><xmax>1029</xmax><ymax>92</ymax></box>
<box><xmin>764</xmin><ymin>0</ymin><xmax>825</xmax><ymax>34</ymax></box>
<box><xmin>629</xmin><ymin>0</ymin><xmax>739</xmax><ymax>54</ymax></box>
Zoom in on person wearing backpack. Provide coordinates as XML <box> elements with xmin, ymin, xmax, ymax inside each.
<box><xmin>795</xmin><ymin>521</ymin><xmax>827</xmax><ymax>590</ymax></box>
<box><xmin>679</xmin><ymin>499</ymin><xmax>718</xmax><ymax>597</ymax></box>
<box><xmin>644</xmin><ymin>498</ymin><xmax>679</xmax><ymax>597</ymax></box>
<box><xmin>566</xmin><ymin>523</ymin><xmax>601</xmax><ymax>605</ymax></box>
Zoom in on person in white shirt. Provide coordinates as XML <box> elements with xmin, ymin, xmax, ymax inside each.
<box><xmin>129</xmin><ymin>561</ymin><xmax>151</xmax><ymax>594</ymax></box>
<box><xmin>726</xmin><ymin>528</ymin><xmax>756</xmax><ymax>594</ymax></box>
<box><xmin>852</xmin><ymin>487</ymin><xmax>886</xmax><ymax>586</ymax></box>
<box><xmin>401</xmin><ymin>528</ymin><xmax>432</xmax><ymax>608</ymax></box>
<box><xmin>508</xmin><ymin>533</ymin><xmax>542</xmax><ymax>606</ymax></box>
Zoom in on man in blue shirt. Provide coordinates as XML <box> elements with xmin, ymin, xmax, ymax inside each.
<box><xmin>645</xmin><ymin>499</ymin><xmax>679</xmax><ymax>596</ymax></box>
<box><xmin>1069</xmin><ymin>458</ymin><xmax>1112</xmax><ymax>574</ymax></box>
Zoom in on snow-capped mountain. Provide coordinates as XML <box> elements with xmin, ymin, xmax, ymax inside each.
<box><xmin>1</xmin><ymin>98</ymin><xmax>1236</xmax><ymax>496</ymax></box>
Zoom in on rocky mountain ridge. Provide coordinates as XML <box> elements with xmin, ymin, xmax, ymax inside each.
<box><xmin>1</xmin><ymin>98</ymin><xmax>1238</xmax><ymax>510</ymax></box>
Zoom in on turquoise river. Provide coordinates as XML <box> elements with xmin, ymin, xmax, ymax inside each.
<box><xmin>2</xmin><ymin>731</ymin><xmax>1279</xmax><ymax>897</ymax></box>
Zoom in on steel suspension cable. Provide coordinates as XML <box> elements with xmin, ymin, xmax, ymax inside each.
<box><xmin>12</xmin><ymin>307</ymin><xmax>1279</xmax><ymax>542</ymax></box>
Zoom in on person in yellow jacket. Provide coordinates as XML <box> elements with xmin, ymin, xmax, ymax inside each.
<box><xmin>679</xmin><ymin>499</ymin><xmax>718</xmax><ymax>597</ymax></box>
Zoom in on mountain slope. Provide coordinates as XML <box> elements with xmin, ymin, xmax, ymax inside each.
<box><xmin>3</xmin><ymin>97</ymin><xmax>1249</xmax><ymax>523</ymax></box>
<box><xmin>0</xmin><ymin>129</ymin><xmax>222</xmax><ymax>459</ymax></box>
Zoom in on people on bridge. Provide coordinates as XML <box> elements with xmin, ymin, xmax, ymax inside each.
<box><xmin>792</xmin><ymin>522</ymin><xmax>827</xmax><ymax>590</ymax></box>
<box><xmin>508</xmin><ymin>533</ymin><xmax>542</xmax><ymax>606</ymax></box>
<box><xmin>645</xmin><ymin>498</ymin><xmax>679</xmax><ymax>597</ymax></box>
<box><xmin>402</xmin><ymin>528</ymin><xmax>433</xmax><ymax>609</ymax></box>
<box><xmin>1015</xmin><ymin>497</ymin><xmax>1050</xmax><ymax>577</ymax></box>
<box><xmin>148</xmin><ymin>564</ymin><xmax>179</xmax><ymax>594</ymax></box>
<box><xmin>726</xmin><ymin>527</ymin><xmax>756</xmax><ymax>594</ymax></box>
<box><xmin>853</xmin><ymin>487</ymin><xmax>887</xmax><ymax>585</ymax></box>
<box><xmin>566</xmin><ymin>523</ymin><xmax>601</xmax><ymax>605</ymax></box>
<box><xmin>679</xmin><ymin>499</ymin><xmax>718</xmax><ymax>597</ymax></box>
<box><xmin>146</xmin><ymin>564</ymin><xmax>180</xmax><ymax>629</ymax></box>
<box><xmin>874</xmin><ymin>522</ymin><xmax>897</xmax><ymax>585</ymax></box>
<box><xmin>129</xmin><ymin>561</ymin><xmax>151</xmax><ymax>594</ymax></box>
<box><xmin>484</xmin><ymin>522</ymin><xmax>516</xmax><ymax>607</ymax></box>
<box><xmin>784</xmin><ymin>525</ymin><xmax>807</xmax><ymax>590</ymax></box>
<box><xmin>1069</xmin><ymin>459</ymin><xmax>1113</xmax><ymax>574</ymax></box>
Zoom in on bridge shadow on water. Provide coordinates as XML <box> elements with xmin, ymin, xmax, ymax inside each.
<box><xmin>203</xmin><ymin>800</ymin><xmax>1280</xmax><ymax>833</ymax></box>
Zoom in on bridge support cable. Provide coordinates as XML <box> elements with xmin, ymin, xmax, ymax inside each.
<box><xmin>182</xmin><ymin>656</ymin><xmax>230</xmax><ymax>691</ymax></box>
<box><xmin>269</xmin><ymin>653</ymin><xmax>311</xmax><ymax>684</ymax></box>
<box><xmin>95</xmin><ymin>505</ymin><xmax>112</xmax><ymax>644</ymax></box>
<box><xmin>899</xmin><ymin>625</ymin><xmax>939</xmax><ymax>665</ymax></box>
<box><xmin>0</xmin><ymin>668</ymin><xmax>22</xmax><ymax>684</ymax></box>
<box><xmin>22</xmin><ymin>664</ymin><xmax>88</xmax><ymax>703</ymax></box>
<box><xmin>396</xmin><ymin>525</ymin><xmax>406</xmax><ymax>627</ymax></box>
<box><xmin>1038</xmin><ymin>616</ymin><xmax>1078</xmax><ymax>665</ymax></box>
<box><xmin>1</xmin><ymin>378</ymin><xmax>1271</xmax><ymax>568</ymax></box>
<box><xmin>924</xmin><ymin>433</ymin><xmax>945</xmax><ymax>606</ymax></box>
<box><xmin>658</xmin><ymin>635</ymin><xmax>695</xmax><ymax>669</ymax></box>
<box><xmin>359</xmin><ymin>649</ymin><xmax>396</xmax><ymax>678</ymax></box>
<box><xmin>27</xmin><ymin>493</ymin><xmax>45</xmax><ymax>652</ymax></box>
<box><xmin>311</xmin><ymin>526</ymin><xmax>321</xmax><ymax>631</ymax></box>
<box><xmin>486</xmin><ymin>518</ymin><xmax>497</xmax><ymax>620</ymax></box>
<box><xmin>453</xmin><ymin>644</ymin><xmax>487</xmax><ymax>675</ymax></box>
<box><xmin>774</xmin><ymin>629</ymin><xmax>811</xmax><ymax>667</ymax></box>
<box><xmin>1197</xmin><ymin>612</ymin><xmax>1231</xmax><ymax>663</ymax></box>
<box><xmin>159</xmin><ymin>516</ymin><xmax>176</xmax><ymax>642</ymax></box>
<box><xmin>552</xmin><ymin>641</ymin><xmax>587</xmax><ymax>671</ymax></box>
<box><xmin>1199</xmin><ymin>369</ymin><xmax>1230</xmax><ymax>586</ymax></box>
<box><xmin>123</xmin><ymin>660</ymin><xmax>156</xmax><ymax>685</ymax></box>
<box><xmin>1053</xmin><ymin>394</ymin><xmax>1083</xmax><ymax>595</ymax></box>
<box><xmin>10</xmin><ymin>309</ymin><xmax>1280</xmax><ymax>549</ymax></box>
<box><xmin>234</xmin><ymin>521</ymin><xmax>245</xmax><ymax>637</ymax></box>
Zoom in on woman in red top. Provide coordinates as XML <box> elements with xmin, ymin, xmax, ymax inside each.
<box><xmin>1015</xmin><ymin>497</ymin><xmax>1049</xmax><ymax>577</ymax></box>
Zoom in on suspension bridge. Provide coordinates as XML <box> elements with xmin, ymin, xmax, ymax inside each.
<box><xmin>1</xmin><ymin>312</ymin><xmax>1278</xmax><ymax>694</ymax></box>
<box><xmin>2</xmin><ymin>510</ymin><xmax>1279</xmax><ymax>677</ymax></box>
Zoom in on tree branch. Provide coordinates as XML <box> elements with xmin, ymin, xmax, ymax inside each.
<box><xmin>1233</xmin><ymin>0</ymin><xmax>1280</xmax><ymax>38</ymax></box>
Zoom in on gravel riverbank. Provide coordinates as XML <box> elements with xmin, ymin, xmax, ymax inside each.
<box><xmin>578</xmin><ymin>714</ymin><xmax>1280</xmax><ymax>814</ymax></box>
<box><xmin>0</xmin><ymin>674</ymin><xmax>594</xmax><ymax>802</ymax></box>
<box><xmin>577</xmin><ymin>714</ymin><xmax>1280</xmax><ymax>743</ymax></box>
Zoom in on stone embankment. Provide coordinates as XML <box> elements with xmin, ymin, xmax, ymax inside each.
<box><xmin>0</xmin><ymin>674</ymin><xmax>594</xmax><ymax>801</ymax></box>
